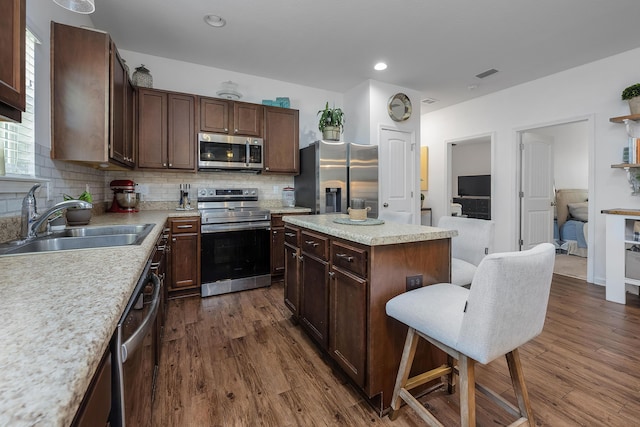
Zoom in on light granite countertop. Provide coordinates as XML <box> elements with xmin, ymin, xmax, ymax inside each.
<box><xmin>0</xmin><ymin>209</ymin><xmax>198</xmax><ymax>427</ymax></box>
<box><xmin>283</xmin><ymin>213</ymin><xmax>456</xmax><ymax>246</ymax></box>
<box><xmin>264</xmin><ymin>206</ymin><xmax>311</xmax><ymax>215</ymax></box>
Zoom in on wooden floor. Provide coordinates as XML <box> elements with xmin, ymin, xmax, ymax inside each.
<box><xmin>154</xmin><ymin>275</ymin><xmax>640</xmax><ymax>426</ymax></box>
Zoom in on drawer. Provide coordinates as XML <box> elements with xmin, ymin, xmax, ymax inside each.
<box><xmin>331</xmin><ymin>241</ymin><xmax>367</xmax><ymax>278</ymax></box>
<box><xmin>271</xmin><ymin>214</ymin><xmax>284</xmax><ymax>228</ymax></box>
<box><xmin>171</xmin><ymin>217</ymin><xmax>199</xmax><ymax>234</ymax></box>
<box><xmin>284</xmin><ymin>225</ymin><xmax>300</xmax><ymax>247</ymax></box>
<box><xmin>301</xmin><ymin>230</ymin><xmax>329</xmax><ymax>260</ymax></box>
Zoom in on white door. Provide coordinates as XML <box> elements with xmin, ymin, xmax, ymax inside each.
<box><xmin>379</xmin><ymin>128</ymin><xmax>415</xmax><ymax>219</ymax></box>
<box><xmin>520</xmin><ymin>132</ymin><xmax>554</xmax><ymax>250</ymax></box>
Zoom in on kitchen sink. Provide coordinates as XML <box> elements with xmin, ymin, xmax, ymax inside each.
<box><xmin>0</xmin><ymin>224</ymin><xmax>155</xmax><ymax>255</ymax></box>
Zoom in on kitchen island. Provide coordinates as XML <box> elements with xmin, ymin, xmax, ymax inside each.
<box><xmin>282</xmin><ymin>213</ymin><xmax>456</xmax><ymax>414</ymax></box>
<box><xmin>0</xmin><ymin>210</ymin><xmax>195</xmax><ymax>426</ymax></box>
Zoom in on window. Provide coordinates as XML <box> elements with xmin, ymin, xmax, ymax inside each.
<box><xmin>1</xmin><ymin>29</ymin><xmax>37</xmax><ymax>177</ymax></box>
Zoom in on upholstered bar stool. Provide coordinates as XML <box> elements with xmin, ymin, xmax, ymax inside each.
<box><xmin>437</xmin><ymin>216</ymin><xmax>495</xmax><ymax>286</ymax></box>
<box><xmin>385</xmin><ymin>243</ymin><xmax>555</xmax><ymax>426</ymax></box>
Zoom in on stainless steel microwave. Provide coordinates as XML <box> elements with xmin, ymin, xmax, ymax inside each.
<box><xmin>198</xmin><ymin>133</ymin><xmax>264</xmax><ymax>172</ymax></box>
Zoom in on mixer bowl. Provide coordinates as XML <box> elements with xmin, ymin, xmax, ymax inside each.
<box><xmin>116</xmin><ymin>192</ymin><xmax>140</xmax><ymax>208</ymax></box>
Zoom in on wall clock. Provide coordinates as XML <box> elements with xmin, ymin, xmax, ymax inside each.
<box><xmin>387</xmin><ymin>93</ymin><xmax>412</xmax><ymax>122</ymax></box>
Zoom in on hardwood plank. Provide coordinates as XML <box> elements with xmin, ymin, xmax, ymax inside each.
<box><xmin>153</xmin><ymin>276</ymin><xmax>640</xmax><ymax>426</ymax></box>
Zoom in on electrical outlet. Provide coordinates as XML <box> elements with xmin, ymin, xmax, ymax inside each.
<box><xmin>406</xmin><ymin>275</ymin><xmax>423</xmax><ymax>291</ymax></box>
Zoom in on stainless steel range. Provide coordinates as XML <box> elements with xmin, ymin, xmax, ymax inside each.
<box><xmin>198</xmin><ymin>187</ymin><xmax>271</xmax><ymax>297</ymax></box>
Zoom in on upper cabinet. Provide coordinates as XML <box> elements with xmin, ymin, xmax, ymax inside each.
<box><xmin>137</xmin><ymin>88</ymin><xmax>196</xmax><ymax>171</ymax></box>
<box><xmin>0</xmin><ymin>0</ymin><xmax>26</xmax><ymax>122</ymax></box>
<box><xmin>264</xmin><ymin>106</ymin><xmax>299</xmax><ymax>174</ymax></box>
<box><xmin>51</xmin><ymin>22</ymin><xmax>134</xmax><ymax>170</ymax></box>
<box><xmin>199</xmin><ymin>97</ymin><xmax>263</xmax><ymax>137</ymax></box>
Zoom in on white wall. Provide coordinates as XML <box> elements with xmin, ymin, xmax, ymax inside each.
<box><xmin>451</xmin><ymin>141</ymin><xmax>491</xmax><ymax>196</ymax></box>
<box><xmin>422</xmin><ymin>46</ymin><xmax>640</xmax><ymax>286</ymax></box>
<box><xmin>529</xmin><ymin>121</ymin><xmax>589</xmax><ymax>189</ymax></box>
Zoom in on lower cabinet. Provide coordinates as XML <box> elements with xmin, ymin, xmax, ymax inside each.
<box><xmin>168</xmin><ymin>217</ymin><xmax>201</xmax><ymax>296</ymax></box>
<box><xmin>329</xmin><ymin>265</ymin><xmax>367</xmax><ymax>387</ymax></box>
<box><xmin>271</xmin><ymin>213</ymin><xmax>308</xmax><ymax>276</ymax></box>
<box><xmin>71</xmin><ymin>347</ymin><xmax>111</xmax><ymax>427</ymax></box>
<box><xmin>284</xmin><ymin>223</ymin><xmax>451</xmax><ymax>413</ymax></box>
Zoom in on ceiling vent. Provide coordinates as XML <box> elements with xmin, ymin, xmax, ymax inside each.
<box><xmin>421</xmin><ymin>97</ymin><xmax>438</xmax><ymax>104</ymax></box>
<box><xmin>475</xmin><ymin>68</ymin><xmax>499</xmax><ymax>79</ymax></box>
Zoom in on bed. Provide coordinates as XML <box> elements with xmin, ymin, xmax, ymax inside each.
<box><xmin>554</xmin><ymin>189</ymin><xmax>588</xmax><ymax>257</ymax></box>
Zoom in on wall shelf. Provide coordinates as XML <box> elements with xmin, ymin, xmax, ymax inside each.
<box><xmin>610</xmin><ymin>114</ymin><xmax>640</xmax><ymax>123</ymax></box>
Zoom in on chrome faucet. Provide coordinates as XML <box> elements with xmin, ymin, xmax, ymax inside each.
<box><xmin>20</xmin><ymin>184</ymin><xmax>41</xmax><ymax>239</ymax></box>
<box><xmin>26</xmin><ymin>199</ymin><xmax>93</xmax><ymax>239</ymax></box>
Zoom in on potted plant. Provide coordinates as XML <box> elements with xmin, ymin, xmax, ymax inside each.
<box><xmin>622</xmin><ymin>83</ymin><xmax>640</xmax><ymax>115</ymax></box>
<box><xmin>317</xmin><ymin>102</ymin><xmax>344</xmax><ymax>141</ymax></box>
<box><xmin>63</xmin><ymin>190</ymin><xmax>93</xmax><ymax>226</ymax></box>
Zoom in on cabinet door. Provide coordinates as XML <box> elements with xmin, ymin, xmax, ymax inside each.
<box><xmin>170</xmin><ymin>233</ymin><xmax>199</xmax><ymax>290</ymax></box>
<box><xmin>51</xmin><ymin>22</ymin><xmax>110</xmax><ymax>164</ymax></box>
<box><xmin>167</xmin><ymin>93</ymin><xmax>196</xmax><ymax>170</ymax></box>
<box><xmin>233</xmin><ymin>102</ymin><xmax>263</xmax><ymax>137</ymax></box>
<box><xmin>0</xmin><ymin>0</ymin><xmax>25</xmax><ymax>122</ymax></box>
<box><xmin>330</xmin><ymin>267</ymin><xmax>367</xmax><ymax>387</ymax></box>
<box><xmin>110</xmin><ymin>46</ymin><xmax>134</xmax><ymax>167</ymax></box>
<box><xmin>300</xmin><ymin>254</ymin><xmax>329</xmax><ymax>349</ymax></box>
<box><xmin>137</xmin><ymin>89</ymin><xmax>168</xmax><ymax>169</ymax></box>
<box><xmin>264</xmin><ymin>107</ymin><xmax>299</xmax><ymax>174</ymax></box>
<box><xmin>284</xmin><ymin>243</ymin><xmax>301</xmax><ymax>317</ymax></box>
<box><xmin>200</xmin><ymin>97</ymin><xmax>229</xmax><ymax>133</ymax></box>
<box><xmin>271</xmin><ymin>226</ymin><xmax>285</xmax><ymax>275</ymax></box>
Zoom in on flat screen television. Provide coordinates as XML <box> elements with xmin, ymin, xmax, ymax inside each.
<box><xmin>458</xmin><ymin>174</ymin><xmax>491</xmax><ymax>197</ymax></box>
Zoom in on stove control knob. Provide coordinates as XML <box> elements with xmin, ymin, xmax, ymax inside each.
<box><xmin>250</xmin><ymin>190</ymin><xmax>256</xmax><ymax>195</ymax></box>
<box><xmin>199</xmin><ymin>189</ymin><xmax>207</xmax><ymax>197</ymax></box>
<box><xmin>208</xmin><ymin>189</ymin><xmax>215</xmax><ymax>196</ymax></box>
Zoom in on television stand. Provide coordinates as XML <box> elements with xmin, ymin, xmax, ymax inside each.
<box><xmin>453</xmin><ymin>196</ymin><xmax>491</xmax><ymax>220</ymax></box>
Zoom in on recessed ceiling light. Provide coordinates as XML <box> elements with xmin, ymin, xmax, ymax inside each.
<box><xmin>374</xmin><ymin>62</ymin><xmax>387</xmax><ymax>71</ymax></box>
<box><xmin>204</xmin><ymin>14</ymin><xmax>226</xmax><ymax>28</ymax></box>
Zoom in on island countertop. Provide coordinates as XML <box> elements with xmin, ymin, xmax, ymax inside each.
<box><xmin>0</xmin><ymin>210</ymin><xmax>198</xmax><ymax>427</ymax></box>
<box><xmin>283</xmin><ymin>213</ymin><xmax>456</xmax><ymax>246</ymax></box>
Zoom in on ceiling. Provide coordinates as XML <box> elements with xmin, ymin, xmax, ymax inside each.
<box><xmin>89</xmin><ymin>0</ymin><xmax>640</xmax><ymax>113</ymax></box>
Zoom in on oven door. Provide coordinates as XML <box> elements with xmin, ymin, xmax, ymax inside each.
<box><xmin>201</xmin><ymin>225</ymin><xmax>271</xmax><ymax>296</ymax></box>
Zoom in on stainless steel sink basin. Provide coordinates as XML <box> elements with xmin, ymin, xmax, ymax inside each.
<box><xmin>0</xmin><ymin>224</ymin><xmax>155</xmax><ymax>255</ymax></box>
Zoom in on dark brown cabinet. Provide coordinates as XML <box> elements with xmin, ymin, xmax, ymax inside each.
<box><xmin>137</xmin><ymin>88</ymin><xmax>196</xmax><ymax>171</ymax></box>
<box><xmin>264</xmin><ymin>106</ymin><xmax>299</xmax><ymax>174</ymax></box>
<box><xmin>199</xmin><ymin>97</ymin><xmax>263</xmax><ymax>137</ymax></box>
<box><xmin>51</xmin><ymin>22</ymin><xmax>134</xmax><ymax>170</ymax></box>
<box><xmin>300</xmin><ymin>230</ymin><xmax>330</xmax><ymax>349</ymax></box>
<box><xmin>284</xmin><ymin>242</ymin><xmax>301</xmax><ymax>317</ymax></box>
<box><xmin>329</xmin><ymin>240</ymin><xmax>368</xmax><ymax>387</ymax></box>
<box><xmin>270</xmin><ymin>213</ymin><xmax>308</xmax><ymax>276</ymax></box>
<box><xmin>0</xmin><ymin>0</ymin><xmax>25</xmax><ymax>122</ymax></box>
<box><xmin>71</xmin><ymin>347</ymin><xmax>111</xmax><ymax>427</ymax></box>
<box><xmin>168</xmin><ymin>217</ymin><xmax>200</xmax><ymax>295</ymax></box>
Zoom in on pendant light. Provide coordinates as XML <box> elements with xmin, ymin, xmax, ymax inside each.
<box><xmin>53</xmin><ymin>0</ymin><xmax>95</xmax><ymax>14</ymax></box>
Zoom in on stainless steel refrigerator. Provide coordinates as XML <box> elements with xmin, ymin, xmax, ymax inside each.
<box><xmin>295</xmin><ymin>140</ymin><xmax>378</xmax><ymax>218</ymax></box>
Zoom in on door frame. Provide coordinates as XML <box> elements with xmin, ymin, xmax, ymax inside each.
<box><xmin>445</xmin><ymin>132</ymin><xmax>495</xmax><ymax>217</ymax></box>
<box><xmin>514</xmin><ymin>114</ymin><xmax>595</xmax><ymax>283</ymax></box>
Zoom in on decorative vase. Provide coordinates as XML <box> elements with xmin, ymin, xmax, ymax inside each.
<box><xmin>629</xmin><ymin>97</ymin><xmax>640</xmax><ymax>115</ymax></box>
<box><xmin>65</xmin><ymin>208</ymin><xmax>92</xmax><ymax>226</ymax></box>
<box><xmin>322</xmin><ymin>126</ymin><xmax>341</xmax><ymax>141</ymax></box>
<box><xmin>132</xmin><ymin>64</ymin><xmax>153</xmax><ymax>88</ymax></box>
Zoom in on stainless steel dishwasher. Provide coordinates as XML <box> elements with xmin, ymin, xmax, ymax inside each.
<box><xmin>111</xmin><ymin>261</ymin><xmax>160</xmax><ymax>427</ymax></box>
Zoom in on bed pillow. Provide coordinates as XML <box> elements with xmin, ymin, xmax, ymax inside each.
<box><xmin>567</xmin><ymin>202</ymin><xmax>588</xmax><ymax>222</ymax></box>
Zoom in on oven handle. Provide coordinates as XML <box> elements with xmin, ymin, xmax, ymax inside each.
<box><xmin>121</xmin><ymin>273</ymin><xmax>160</xmax><ymax>363</ymax></box>
<box><xmin>201</xmin><ymin>223</ymin><xmax>271</xmax><ymax>233</ymax></box>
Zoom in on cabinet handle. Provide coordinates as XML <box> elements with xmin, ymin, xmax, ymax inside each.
<box><xmin>305</xmin><ymin>240</ymin><xmax>319</xmax><ymax>247</ymax></box>
<box><xmin>292</xmin><ymin>252</ymin><xmax>297</xmax><ymax>258</ymax></box>
<box><xmin>169</xmin><ymin>163</ymin><xmax>172</xmax><ymax>167</ymax></box>
<box><xmin>177</xmin><ymin>225</ymin><xmax>192</xmax><ymax>229</ymax></box>
<box><xmin>172</xmin><ymin>238</ymin><xmax>176</xmax><ymax>242</ymax></box>
<box><xmin>336</xmin><ymin>253</ymin><xmax>354</xmax><ymax>262</ymax></box>
<box><xmin>328</xmin><ymin>271</ymin><xmax>335</xmax><ymax>279</ymax></box>
<box><xmin>234</xmin><ymin>128</ymin><xmax>238</xmax><ymax>133</ymax></box>
<box><xmin>163</xmin><ymin>163</ymin><xmax>167</xmax><ymax>167</ymax></box>
<box><xmin>265</xmin><ymin>167</ymin><xmax>270</xmax><ymax>171</ymax></box>
<box><xmin>284</xmin><ymin>232</ymin><xmax>296</xmax><ymax>237</ymax></box>
<box><xmin>224</xmin><ymin>128</ymin><xmax>228</xmax><ymax>132</ymax></box>
<box><xmin>298</xmin><ymin>255</ymin><xmax>304</xmax><ymax>261</ymax></box>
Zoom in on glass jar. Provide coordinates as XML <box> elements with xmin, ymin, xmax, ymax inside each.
<box><xmin>132</xmin><ymin>64</ymin><xmax>153</xmax><ymax>88</ymax></box>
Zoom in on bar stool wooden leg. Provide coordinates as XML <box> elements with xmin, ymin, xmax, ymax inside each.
<box><xmin>446</xmin><ymin>354</ymin><xmax>457</xmax><ymax>394</ymax></box>
<box><xmin>458</xmin><ymin>355</ymin><xmax>476</xmax><ymax>427</ymax></box>
<box><xmin>506</xmin><ymin>349</ymin><xmax>535</xmax><ymax>424</ymax></box>
<box><xmin>389</xmin><ymin>327</ymin><xmax>419</xmax><ymax>420</ymax></box>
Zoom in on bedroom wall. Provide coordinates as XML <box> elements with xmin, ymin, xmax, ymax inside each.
<box><xmin>451</xmin><ymin>140</ymin><xmax>491</xmax><ymax>196</ymax></box>
<box><xmin>421</xmin><ymin>45</ymin><xmax>640</xmax><ymax>286</ymax></box>
<box><xmin>528</xmin><ymin>121</ymin><xmax>589</xmax><ymax>189</ymax></box>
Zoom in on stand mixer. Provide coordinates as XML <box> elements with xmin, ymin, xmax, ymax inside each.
<box><xmin>108</xmin><ymin>179</ymin><xmax>140</xmax><ymax>213</ymax></box>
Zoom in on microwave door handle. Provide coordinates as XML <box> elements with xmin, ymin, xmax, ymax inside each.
<box><xmin>245</xmin><ymin>141</ymin><xmax>250</xmax><ymax>167</ymax></box>
<box><xmin>121</xmin><ymin>273</ymin><xmax>161</xmax><ymax>363</ymax></box>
